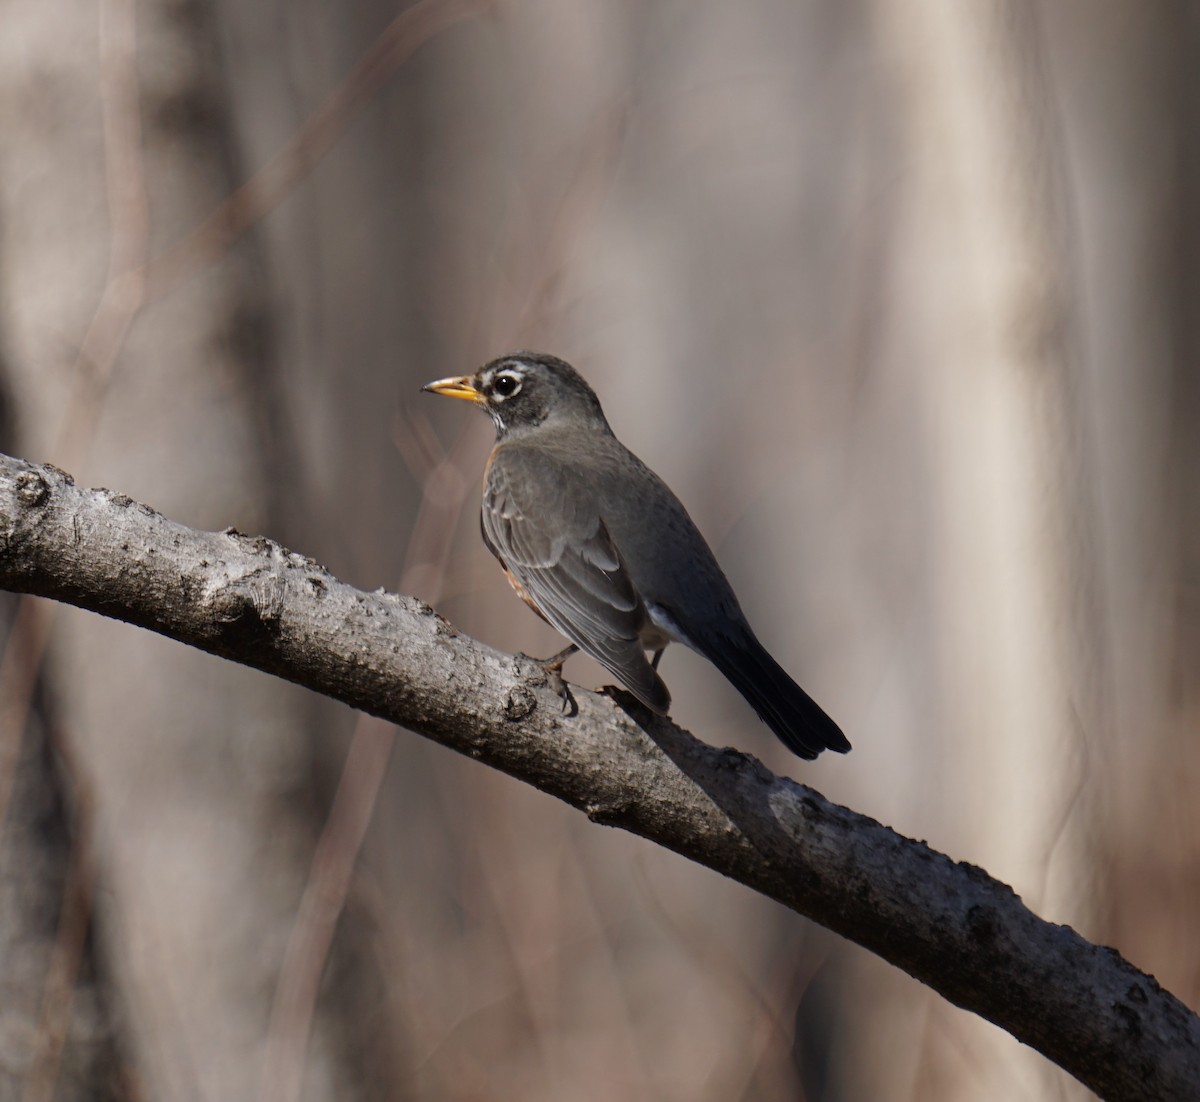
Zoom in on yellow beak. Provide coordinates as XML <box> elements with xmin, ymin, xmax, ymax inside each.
<box><xmin>421</xmin><ymin>375</ymin><xmax>485</xmax><ymax>404</ymax></box>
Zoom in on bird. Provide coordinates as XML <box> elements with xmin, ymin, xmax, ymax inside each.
<box><xmin>421</xmin><ymin>352</ymin><xmax>849</xmax><ymax>760</ymax></box>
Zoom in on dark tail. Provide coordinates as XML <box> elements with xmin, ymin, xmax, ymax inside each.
<box><xmin>703</xmin><ymin>629</ymin><xmax>850</xmax><ymax>760</ymax></box>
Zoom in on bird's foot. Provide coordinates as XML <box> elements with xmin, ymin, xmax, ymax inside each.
<box><xmin>516</xmin><ymin>645</ymin><xmax>580</xmax><ymax>716</ymax></box>
<box><xmin>542</xmin><ymin>663</ymin><xmax>578</xmax><ymax>716</ymax></box>
<box><xmin>540</xmin><ymin>644</ymin><xmax>579</xmax><ymax>715</ymax></box>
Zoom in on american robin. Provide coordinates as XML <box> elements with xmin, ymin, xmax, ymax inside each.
<box><xmin>422</xmin><ymin>352</ymin><xmax>849</xmax><ymax>760</ymax></box>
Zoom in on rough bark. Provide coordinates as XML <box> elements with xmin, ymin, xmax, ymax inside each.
<box><xmin>0</xmin><ymin>453</ymin><xmax>1195</xmax><ymax>1102</ymax></box>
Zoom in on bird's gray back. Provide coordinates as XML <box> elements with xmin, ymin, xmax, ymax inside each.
<box><xmin>521</xmin><ymin>428</ymin><xmax>747</xmax><ymax>638</ymax></box>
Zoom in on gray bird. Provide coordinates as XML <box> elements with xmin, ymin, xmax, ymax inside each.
<box><xmin>422</xmin><ymin>352</ymin><xmax>849</xmax><ymax>760</ymax></box>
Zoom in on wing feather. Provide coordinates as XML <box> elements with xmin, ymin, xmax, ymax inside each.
<box><xmin>482</xmin><ymin>446</ymin><xmax>669</xmax><ymax>713</ymax></box>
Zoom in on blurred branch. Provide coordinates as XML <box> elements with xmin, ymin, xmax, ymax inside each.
<box><xmin>21</xmin><ymin>739</ymin><xmax>98</xmax><ymax>1102</ymax></box>
<box><xmin>0</xmin><ymin>453</ymin><xmax>1196</xmax><ymax>1102</ymax></box>
<box><xmin>260</xmin><ymin>717</ymin><xmax>394</xmax><ymax>1102</ymax></box>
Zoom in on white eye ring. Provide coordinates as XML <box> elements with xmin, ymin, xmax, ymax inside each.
<box><xmin>491</xmin><ymin>369</ymin><xmax>523</xmax><ymax>400</ymax></box>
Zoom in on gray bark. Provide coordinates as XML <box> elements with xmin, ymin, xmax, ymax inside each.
<box><xmin>1</xmin><ymin>453</ymin><xmax>1196</xmax><ymax>1102</ymax></box>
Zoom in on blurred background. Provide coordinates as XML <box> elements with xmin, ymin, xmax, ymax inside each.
<box><xmin>0</xmin><ymin>0</ymin><xmax>1197</xmax><ymax>1099</ymax></box>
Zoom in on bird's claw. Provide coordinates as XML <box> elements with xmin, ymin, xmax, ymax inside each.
<box><xmin>542</xmin><ymin>662</ymin><xmax>579</xmax><ymax>716</ymax></box>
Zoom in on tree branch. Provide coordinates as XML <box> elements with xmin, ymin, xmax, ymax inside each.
<box><xmin>0</xmin><ymin>452</ymin><xmax>1195</xmax><ymax>1101</ymax></box>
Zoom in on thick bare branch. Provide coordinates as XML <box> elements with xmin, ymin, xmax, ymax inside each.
<box><xmin>0</xmin><ymin>452</ymin><xmax>1195</xmax><ymax>1102</ymax></box>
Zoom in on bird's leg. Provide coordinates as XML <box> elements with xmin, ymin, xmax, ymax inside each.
<box><xmin>540</xmin><ymin>643</ymin><xmax>579</xmax><ymax>669</ymax></box>
<box><xmin>650</xmin><ymin>647</ymin><xmax>666</xmax><ymax>671</ymax></box>
<box><xmin>537</xmin><ymin>643</ymin><xmax>578</xmax><ymax>715</ymax></box>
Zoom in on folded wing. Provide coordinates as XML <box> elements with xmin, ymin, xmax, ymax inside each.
<box><xmin>482</xmin><ymin>447</ymin><xmax>669</xmax><ymax>713</ymax></box>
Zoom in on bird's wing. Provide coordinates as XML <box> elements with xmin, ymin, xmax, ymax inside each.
<box><xmin>482</xmin><ymin>446</ymin><xmax>669</xmax><ymax>713</ymax></box>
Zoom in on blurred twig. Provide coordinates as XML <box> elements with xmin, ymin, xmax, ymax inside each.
<box><xmin>503</xmin><ymin>99</ymin><xmax>631</xmax><ymax>347</ymax></box>
<box><xmin>633</xmin><ymin>854</ymin><xmax>815</xmax><ymax>1100</ymax></box>
<box><xmin>21</xmin><ymin>737</ymin><xmax>99</xmax><ymax>1102</ymax></box>
<box><xmin>0</xmin><ymin>599</ymin><xmax>55</xmax><ymax>857</ymax></box>
<box><xmin>58</xmin><ymin>0</ymin><xmax>150</xmax><ymax>465</ymax></box>
<box><xmin>259</xmin><ymin>718</ymin><xmax>395</xmax><ymax>1102</ymax></box>
<box><xmin>392</xmin><ymin>405</ymin><xmax>476</xmax><ymax>601</ymax></box>
<box><xmin>146</xmin><ymin>0</ymin><xmax>494</xmax><ymax>299</ymax></box>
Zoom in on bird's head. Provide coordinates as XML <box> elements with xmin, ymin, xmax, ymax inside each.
<box><xmin>422</xmin><ymin>352</ymin><xmax>610</xmax><ymax>438</ymax></box>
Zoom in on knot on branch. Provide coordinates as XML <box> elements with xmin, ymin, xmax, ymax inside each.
<box><xmin>504</xmin><ymin>685</ymin><xmax>537</xmax><ymax>721</ymax></box>
<box><xmin>15</xmin><ymin>470</ymin><xmax>49</xmax><ymax>508</ymax></box>
<box><xmin>206</xmin><ymin>566</ymin><xmax>286</xmax><ymax>643</ymax></box>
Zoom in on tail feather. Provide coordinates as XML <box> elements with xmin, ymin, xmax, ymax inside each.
<box><xmin>703</xmin><ymin>630</ymin><xmax>849</xmax><ymax>760</ymax></box>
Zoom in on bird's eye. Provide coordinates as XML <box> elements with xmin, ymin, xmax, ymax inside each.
<box><xmin>491</xmin><ymin>370</ymin><xmax>522</xmax><ymax>399</ymax></box>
